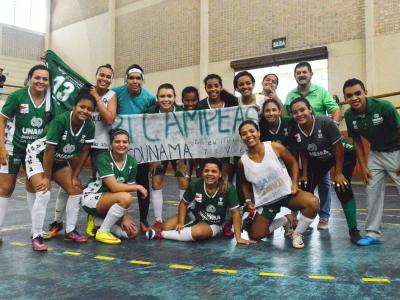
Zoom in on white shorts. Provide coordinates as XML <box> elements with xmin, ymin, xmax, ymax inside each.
<box><xmin>25</xmin><ymin>139</ymin><xmax>46</xmax><ymax>179</ymax></box>
<box><xmin>210</xmin><ymin>224</ymin><xmax>222</xmax><ymax>237</ymax></box>
<box><xmin>81</xmin><ymin>191</ymin><xmax>102</xmax><ymax>214</ymax></box>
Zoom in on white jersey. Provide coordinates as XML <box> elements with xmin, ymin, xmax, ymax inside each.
<box><xmin>92</xmin><ymin>90</ymin><xmax>115</xmax><ymax>149</ymax></box>
<box><xmin>241</xmin><ymin>141</ymin><xmax>292</xmax><ymax>207</ymax></box>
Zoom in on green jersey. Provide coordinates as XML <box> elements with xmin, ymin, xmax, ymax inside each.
<box><xmin>260</xmin><ymin>116</ymin><xmax>293</xmax><ymax>148</ymax></box>
<box><xmin>46</xmin><ymin>111</ymin><xmax>95</xmax><ymax>161</ymax></box>
<box><xmin>146</xmin><ymin>104</ymin><xmax>184</xmax><ymax>114</ymax></box>
<box><xmin>1</xmin><ymin>87</ymin><xmax>53</xmax><ymax>155</ymax></box>
<box><xmin>182</xmin><ymin>178</ymin><xmax>239</xmax><ymax>225</ymax></box>
<box><xmin>84</xmin><ymin>150</ymin><xmax>138</xmax><ymax>194</ymax></box>
<box><xmin>345</xmin><ymin>98</ymin><xmax>400</xmax><ymax>151</ymax></box>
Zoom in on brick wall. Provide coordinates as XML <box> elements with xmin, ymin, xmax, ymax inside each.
<box><xmin>2</xmin><ymin>26</ymin><xmax>44</xmax><ymax>60</ymax></box>
<box><xmin>116</xmin><ymin>0</ymin><xmax>141</xmax><ymax>8</ymax></box>
<box><xmin>374</xmin><ymin>0</ymin><xmax>400</xmax><ymax>35</ymax></box>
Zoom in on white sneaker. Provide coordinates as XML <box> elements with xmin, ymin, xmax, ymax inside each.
<box><xmin>292</xmin><ymin>232</ymin><xmax>304</xmax><ymax>249</ymax></box>
<box><xmin>317</xmin><ymin>218</ymin><xmax>329</xmax><ymax>230</ymax></box>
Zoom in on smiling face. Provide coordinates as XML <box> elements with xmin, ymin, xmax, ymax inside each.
<box><xmin>111</xmin><ymin>133</ymin><xmax>130</xmax><ymax>156</ymax></box>
<box><xmin>96</xmin><ymin>67</ymin><xmax>113</xmax><ymax>90</ymax></box>
<box><xmin>157</xmin><ymin>88</ymin><xmax>175</xmax><ymax>111</ymax></box>
<box><xmin>73</xmin><ymin>99</ymin><xmax>94</xmax><ymax>122</ymax></box>
<box><xmin>263</xmin><ymin>101</ymin><xmax>281</xmax><ymax>124</ymax></box>
<box><xmin>205</xmin><ymin>78</ymin><xmax>223</xmax><ymax>101</ymax></box>
<box><xmin>239</xmin><ymin>123</ymin><xmax>260</xmax><ymax>148</ymax></box>
<box><xmin>236</xmin><ymin>75</ymin><xmax>255</xmax><ymax>97</ymax></box>
<box><xmin>202</xmin><ymin>163</ymin><xmax>222</xmax><ymax>186</ymax></box>
<box><xmin>294</xmin><ymin>66</ymin><xmax>313</xmax><ymax>87</ymax></box>
<box><xmin>29</xmin><ymin>69</ymin><xmax>50</xmax><ymax>94</ymax></box>
<box><xmin>343</xmin><ymin>84</ymin><xmax>367</xmax><ymax>113</ymax></box>
<box><xmin>182</xmin><ymin>92</ymin><xmax>199</xmax><ymax>110</ymax></box>
<box><xmin>291</xmin><ymin>101</ymin><xmax>313</xmax><ymax>126</ymax></box>
<box><xmin>126</xmin><ymin>72</ymin><xmax>143</xmax><ymax>95</ymax></box>
<box><xmin>262</xmin><ymin>74</ymin><xmax>278</xmax><ymax>92</ymax></box>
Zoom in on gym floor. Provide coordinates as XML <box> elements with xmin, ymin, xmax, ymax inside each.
<box><xmin>0</xmin><ymin>172</ymin><xmax>399</xmax><ymax>300</ymax></box>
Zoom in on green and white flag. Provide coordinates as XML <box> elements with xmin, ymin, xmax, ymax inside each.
<box><xmin>45</xmin><ymin>50</ymin><xmax>93</xmax><ymax>112</ymax></box>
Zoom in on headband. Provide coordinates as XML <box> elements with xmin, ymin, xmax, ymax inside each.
<box><xmin>127</xmin><ymin>68</ymin><xmax>144</xmax><ymax>79</ymax></box>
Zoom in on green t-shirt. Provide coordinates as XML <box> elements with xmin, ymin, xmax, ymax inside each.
<box><xmin>285</xmin><ymin>83</ymin><xmax>338</xmax><ymax>115</ymax></box>
<box><xmin>46</xmin><ymin>111</ymin><xmax>95</xmax><ymax>160</ymax></box>
<box><xmin>182</xmin><ymin>178</ymin><xmax>239</xmax><ymax>225</ymax></box>
<box><xmin>260</xmin><ymin>116</ymin><xmax>293</xmax><ymax>148</ymax></box>
<box><xmin>84</xmin><ymin>150</ymin><xmax>138</xmax><ymax>194</ymax></box>
<box><xmin>146</xmin><ymin>104</ymin><xmax>184</xmax><ymax>114</ymax></box>
<box><xmin>1</xmin><ymin>87</ymin><xmax>53</xmax><ymax>155</ymax></box>
<box><xmin>345</xmin><ymin>98</ymin><xmax>400</xmax><ymax>152</ymax></box>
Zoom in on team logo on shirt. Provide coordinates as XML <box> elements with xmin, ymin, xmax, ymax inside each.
<box><xmin>352</xmin><ymin>121</ymin><xmax>358</xmax><ymax>130</ymax></box>
<box><xmin>283</xmin><ymin>128</ymin><xmax>289</xmax><ymax>136</ymax></box>
<box><xmin>294</xmin><ymin>133</ymin><xmax>301</xmax><ymax>143</ymax></box>
<box><xmin>307</xmin><ymin>143</ymin><xmax>318</xmax><ymax>151</ymax></box>
<box><xmin>117</xmin><ymin>177</ymin><xmax>125</xmax><ymax>183</ymax></box>
<box><xmin>372</xmin><ymin>113</ymin><xmax>383</xmax><ymax>125</ymax></box>
<box><xmin>63</xmin><ymin>144</ymin><xmax>75</xmax><ymax>153</ymax></box>
<box><xmin>206</xmin><ymin>204</ymin><xmax>216</xmax><ymax>213</ymax></box>
<box><xmin>30</xmin><ymin>117</ymin><xmax>43</xmax><ymax>128</ymax></box>
<box><xmin>317</xmin><ymin>129</ymin><xmax>323</xmax><ymax>139</ymax></box>
<box><xmin>19</xmin><ymin>104</ymin><xmax>29</xmax><ymax>114</ymax></box>
<box><xmin>109</xmin><ymin>163</ymin><xmax>114</xmax><ymax>170</ymax></box>
<box><xmin>194</xmin><ymin>193</ymin><xmax>202</xmax><ymax>203</ymax></box>
<box><xmin>80</xmin><ymin>135</ymin><xmax>86</xmax><ymax>143</ymax></box>
<box><xmin>218</xmin><ymin>197</ymin><xmax>224</xmax><ymax>206</ymax></box>
<box><xmin>62</xmin><ymin>131</ymin><xmax>68</xmax><ymax>140</ymax></box>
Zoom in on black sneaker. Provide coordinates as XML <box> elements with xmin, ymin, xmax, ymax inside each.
<box><xmin>349</xmin><ymin>228</ymin><xmax>362</xmax><ymax>244</ymax></box>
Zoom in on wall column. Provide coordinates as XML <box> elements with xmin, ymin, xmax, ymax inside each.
<box><xmin>199</xmin><ymin>0</ymin><xmax>209</xmax><ymax>93</ymax></box>
<box><xmin>108</xmin><ymin>0</ymin><xmax>116</xmax><ymax>68</ymax></box>
<box><xmin>364</xmin><ymin>0</ymin><xmax>375</xmax><ymax>94</ymax></box>
<box><xmin>44</xmin><ymin>0</ymin><xmax>52</xmax><ymax>50</ymax></box>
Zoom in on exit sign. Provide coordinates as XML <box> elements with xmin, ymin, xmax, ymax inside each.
<box><xmin>272</xmin><ymin>37</ymin><xmax>286</xmax><ymax>49</ymax></box>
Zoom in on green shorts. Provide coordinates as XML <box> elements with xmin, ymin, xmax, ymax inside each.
<box><xmin>152</xmin><ymin>160</ymin><xmax>186</xmax><ymax>177</ymax></box>
<box><xmin>259</xmin><ymin>195</ymin><xmax>292</xmax><ymax>221</ymax></box>
<box><xmin>0</xmin><ymin>153</ymin><xmax>25</xmax><ymax>175</ymax></box>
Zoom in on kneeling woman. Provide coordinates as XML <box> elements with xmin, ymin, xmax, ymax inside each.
<box><xmin>290</xmin><ymin>97</ymin><xmax>362</xmax><ymax>244</ymax></box>
<box><xmin>146</xmin><ymin>157</ymin><xmax>255</xmax><ymax>245</ymax></box>
<box><xmin>82</xmin><ymin>129</ymin><xmax>147</xmax><ymax>244</ymax></box>
<box><xmin>26</xmin><ymin>90</ymin><xmax>96</xmax><ymax>251</ymax></box>
<box><xmin>238</xmin><ymin>120</ymin><xmax>319</xmax><ymax>249</ymax></box>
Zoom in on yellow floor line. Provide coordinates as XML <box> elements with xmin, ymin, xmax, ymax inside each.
<box><xmin>362</xmin><ymin>277</ymin><xmax>390</xmax><ymax>283</ymax></box>
<box><xmin>169</xmin><ymin>264</ymin><xmax>193</xmax><ymax>270</ymax></box>
<box><xmin>213</xmin><ymin>268</ymin><xmax>238</xmax><ymax>274</ymax></box>
<box><xmin>331</xmin><ymin>208</ymin><xmax>400</xmax><ymax>212</ymax></box>
<box><xmin>130</xmin><ymin>260</ymin><xmax>152</xmax><ymax>265</ymax></box>
<box><xmin>64</xmin><ymin>251</ymin><xmax>81</xmax><ymax>256</ymax></box>
<box><xmin>95</xmin><ymin>255</ymin><xmax>115</xmax><ymax>261</ymax></box>
<box><xmin>308</xmin><ymin>275</ymin><xmax>336</xmax><ymax>280</ymax></box>
<box><xmin>259</xmin><ymin>272</ymin><xmax>285</xmax><ymax>277</ymax></box>
<box><xmin>10</xmin><ymin>242</ymin><xmax>27</xmax><ymax>246</ymax></box>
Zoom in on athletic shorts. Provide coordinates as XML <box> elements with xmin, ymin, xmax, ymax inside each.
<box><xmin>81</xmin><ymin>191</ymin><xmax>102</xmax><ymax>216</ymax></box>
<box><xmin>25</xmin><ymin>153</ymin><xmax>69</xmax><ymax>179</ymax></box>
<box><xmin>184</xmin><ymin>211</ymin><xmax>222</xmax><ymax>237</ymax></box>
<box><xmin>257</xmin><ymin>195</ymin><xmax>292</xmax><ymax>221</ymax></box>
<box><xmin>0</xmin><ymin>153</ymin><xmax>25</xmax><ymax>175</ymax></box>
<box><xmin>152</xmin><ymin>160</ymin><xmax>186</xmax><ymax>177</ymax></box>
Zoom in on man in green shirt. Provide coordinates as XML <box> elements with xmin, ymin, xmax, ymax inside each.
<box><xmin>285</xmin><ymin>62</ymin><xmax>341</xmax><ymax>229</ymax></box>
<box><xmin>343</xmin><ymin>78</ymin><xmax>400</xmax><ymax>246</ymax></box>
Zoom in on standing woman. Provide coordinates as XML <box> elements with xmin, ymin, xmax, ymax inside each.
<box><xmin>290</xmin><ymin>97</ymin><xmax>362</xmax><ymax>244</ymax></box>
<box><xmin>234</xmin><ymin>71</ymin><xmax>265</xmax><ymax>111</ymax></box>
<box><xmin>26</xmin><ymin>90</ymin><xmax>96</xmax><ymax>251</ymax></box>
<box><xmin>82</xmin><ymin>129</ymin><xmax>147</xmax><ymax>244</ymax></box>
<box><xmin>0</xmin><ymin>65</ymin><xmax>53</xmax><ymax>242</ymax></box>
<box><xmin>147</xmin><ymin>83</ymin><xmax>189</xmax><ymax>230</ymax></box>
<box><xmin>146</xmin><ymin>157</ymin><xmax>255</xmax><ymax>245</ymax></box>
<box><xmin>47</xmin><ymin>64</ymin><xmax>117</xmax><ymax>238</ymax></box>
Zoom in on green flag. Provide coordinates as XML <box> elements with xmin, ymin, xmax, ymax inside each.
<box><xmin>45</xmin><ymin>50</ymin><xmax>93</xmax><ymax>112</ymax></box>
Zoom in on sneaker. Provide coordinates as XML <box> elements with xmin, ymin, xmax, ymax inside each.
<box><xmin>284</xmin><ymin>214</ymin><xmax>294</xmax><ymax>237</ymax></box>
<box><xmin>349</xmin><ymin>228</ymin><xmax>362</xmax><ymax>244</ymax></box>
<box><xmin>317</xmin><ymin>218</ymin><xmax>329</xmax><ymax>230</ymax></box>
<box><xmin>65</xmin><ymin>230</ymin><xmax>88</xmax><ymax>243</ymax></box>
<box><xmin>292</xmin><ymin>232</ymin><xmax>305</xmax><ymax>249</ymax></box>
<box><xmin>95</xmin><ymin>231</ymin><xmax>121</xmax><ymax>245</ymax></box>
<box><xmin>356</xmin><ymin>236</ymin><xmax>383</xmax><ymax>246</ymax></box>
<box><xmin>223</xmin><ymin>222</ymin><xmax>234</xmax><ymax>238</ymax></box>
<box><xmin>152</xmin><ymin>220</ymin><xmax>163</xmax><ymax>231</ymax></box>
<box><xmin>32</xmin><ymin>236</ymin><xmax>48</xmax><ymax>251</ymax></box>
<box><xmin>140</xmin><ymin>220</ymin><xmax>150</xmax><ymax>233</ymax></box>
<box><xmin>146</xmin><ymin>229</ymin><xmax>162</xmax><ymax>240</ymax></box>
<box><xmin>42</xmin><ymin>231</ymin><xmax>52</xmax><ymax>240</ymax></box>
<box><xmin>48</xmin><ymin>221</ymin><xmax>63</xmax><ymax>238</ymax></box>
<box><xmin>86</xmin><ymin>214</ymin><xmax>96</xmax><ymax>237</ymax></box>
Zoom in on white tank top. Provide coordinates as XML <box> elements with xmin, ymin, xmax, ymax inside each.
<box><xmin>241</xmin><ymin>141</ymin><xmax>292</xmax><ymax>207</ymax></box>
<box><xmin>92</xmin><ymin>90</ymin><xmax>115</xmax><ymax>149</ymax></box>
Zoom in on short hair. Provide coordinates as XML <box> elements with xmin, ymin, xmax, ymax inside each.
<box><xmin>27</xmin><ymin>64</ymin><xmax>51</xmax><ymax>82</ymax></box>
<box><xmin>233</xmin><ymin>71</ymin><xmax>255</xmax><ymax>90</ymax></box>
<box><xmin>262</xmin><ymin>73</ymin><xmax>279</xmax><ymax>87</ymax></box>
<box><xmin>201</xmin><ymin>157</ymin><xmax>222</xmax><ymax>172</ymax></box>
<box><xmin>181</xmin><ymin>86</ymin><xmax>199</xmax><ymax>100</ymax></box>
<box><xmin>342</xmin><ymin>78</ymin><xmax>366</xmax><ymax>94</ymax></box>
<box><xmin>294</xmin><ymin>61</ymin><xmax>312</xmax><ymax>73</ymax></box>
<box><xmin>96</xmin><ymin>64</ymin><xmax>114</xmax><ymax>76</ymax></box>
<box><xmin>74</xmin><ymin>88</ymin><xmax>97</xmax><ymax>108</ymax></box>
<box><xmin>238</xmin><ymin>120</ymin><xmax>259</xmax><ymax>135</ymax></box>
<box><xmin>157</xmin><ymin>83</ymin><xmax>176</xmax><ymax>97</ymax></box>
<box><xmin>289</xmin><ymin>97</ymin><xmax>312</xmax><ymax>113</ymax></box>
<box><xmin>109</xmin><ymin>128</ymin><xmax>130</xmax><ymax>142</ymax></box>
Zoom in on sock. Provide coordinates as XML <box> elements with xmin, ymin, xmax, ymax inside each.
<box><xmin>179</xmin><ymin>189</ymin><xmax>185</xmax><ymax>200</ymax></box>
<box><xmin>65</xmin><ymin>194</ymin><xmax>81</xmax><ymax>233</ymax></box>
<box><xmin>31</xmin><ymin>191</ymin><xmax>50</xmax><ymax>238</ymax></box>
<box><xmin>54</xmin><ymin>188</ymin><xmax>68</xmax><ymax>223</ymax></box>
<box><xmin>294</xmin><ymin>214</ymin><xmax>314</xmax><ymax>235</ymax></box>
<box><xmin>268</xmin><ymin>216</ymin><xmax>288</xmax><ymax>233</ymax></box>
<box><xmin>111</xmin><ymin>225</ymin><xmax>129</xmax><ymax>239</ymax></box>
<box><xmin>0</xmin><ymin>196</ymin><xmax>9</xmax><ymax>229</ymax></box>
<box><xmin>161</xmin><ymin>227</ymin><xmax>194</xmax><ymax>241</ymax></box>
<box><xmin>151</xmin><ymin>188</ymin><xmax>163</xmax><ymax>221</ymax></box>
<box><xmin>26</xmin><ymin>192</ymin><xmax>35</xmax><ymax>214</ymax></box>
<box><xmin>342</xmin><ymin>198</ymin><xmax>357</xmax><ymax>230</ymax></box>
<box><xmin>98</xmin><ymin>204</ymin><xmax>126</xmax><ymax>233</ymax></box>
<box><xmin>94</xmin><ymin>216</ymin><xmax>104</xmax><ymax>227</ymax></box>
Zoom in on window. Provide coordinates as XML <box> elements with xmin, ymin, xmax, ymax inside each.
<box><xmin>0</xmin><ymin>0</ymin><xmax>47</xmax><ymax>33</ymax></box>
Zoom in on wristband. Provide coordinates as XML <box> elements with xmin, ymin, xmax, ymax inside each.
<box><xmin>245</xmin><ymin>198</ymin><xmax>252</xmax><ymax>203</ymax></box>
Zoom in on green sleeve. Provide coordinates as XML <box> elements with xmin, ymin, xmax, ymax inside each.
<box><xmin>127</xmin><ymin>157</ymin><xmax>138</xmax><ymax>184</ymax></box>
<box><xmin>182</xmin><ymin>181</ymin><xmax>195</xmax><ymax>203</ymax></box>
<box><xmin>1</xmin><ymin>90</ymin><xmax>19</xmax><ymax>118</ymax></box>
<box><xmin>46</xmin><ymin>117</ymin><xmax>65</xmax><ymax>145</ymax></box>
<box><xmin>321</xmin><ymin>89</ymin><xmax>339</xmax><ymax>114</ymax></box>
<box><xmin>95</xmin><ymin>153</ymin><xmax>114</xmax><ymax>178</ymax></box>
<box><xmin>382</xmin><ymin>100</ymin><xmax>400</xmax><ymax>128</ymax></box>
<box><xmin>85</xmin><ymin>121</ymin><xmax>95</xmax><ymax>143</ymax></box>
<box><xmin>226</xmin><ymin>184</ymin><xmax>239</xmax><ymax>209</ymax></box>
